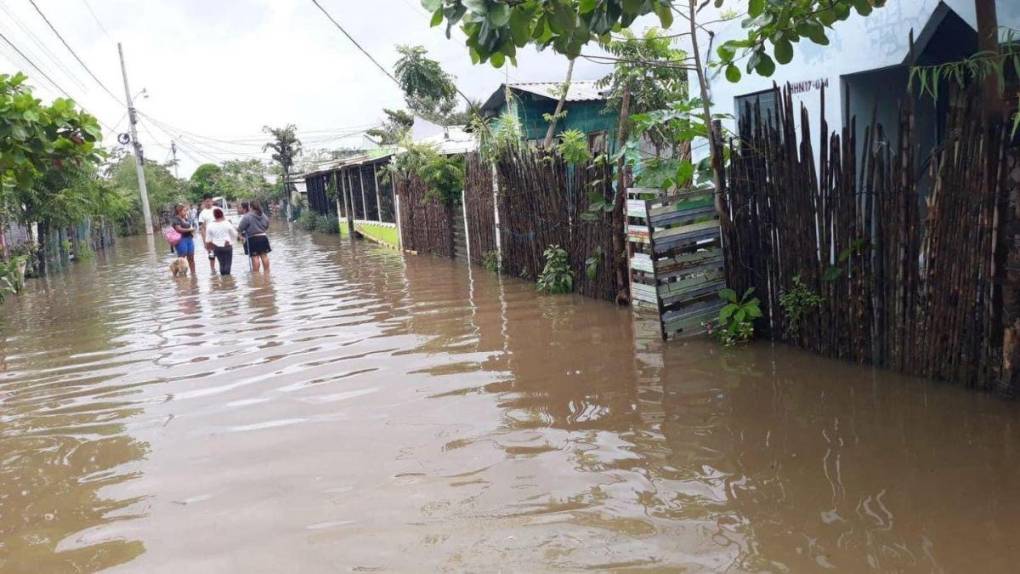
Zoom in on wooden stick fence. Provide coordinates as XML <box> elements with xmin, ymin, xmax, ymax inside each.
<box><xmin>395</xmin><ymin>174</ymin><xmax>455</xmax><ymax>258</ymax></box>
<box><xmin>722</xmin><ymin>85</ymin><xmax>1014</xmax><ymax>391</ymax></box>
<box><xmin>463</xmin><ymin>152</ymin><xmax>497</xmax><ymax>267</ymax></box>
<box><xmin>483</xmin><ymin>147</ymin><xmax>621</xmax><ymax>301</ymax></box>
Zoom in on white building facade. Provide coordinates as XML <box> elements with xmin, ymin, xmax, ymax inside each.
<box><xmin>696</xmin><ymin>0</ymin><xmax>1020</xmax><ymax>163</ymax></box>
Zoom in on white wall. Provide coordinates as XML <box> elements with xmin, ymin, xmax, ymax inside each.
<box><xmin>691</xmin><ymin>0</ymin><xmax>1020</xmax><ymax>156</ymax></box>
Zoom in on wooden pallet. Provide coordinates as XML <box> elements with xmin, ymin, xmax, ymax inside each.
<box><xmin>627</xmin><ymin>187</ymin><xmax>723</xmax><ymax>340</ymax></box>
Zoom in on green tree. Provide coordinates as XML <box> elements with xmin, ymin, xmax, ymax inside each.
<box><xmin>219</xmin><ymin>159</ymin><xmax>276</xmax><ymax>203</ymax></box>
<box><xmin>189</xmin><ymin>163</ymin><xmax>223</xmax><ymax>202</ymax></box>
<box><xmin>107</xmin><ymin>152</ymin><xmax>186</xmax><ymax>235</ymax></box>
<box><xmin>394</xmin><ymin>45</ymin><xmax>460</xmax><ymax>124</ymax></box>
<box><xmin>367</xmin><ymin>109</ymin><xmax>415</xmax><ymax>145</ymax></box>
<box><xmin>0</xmin><ymin>72</ymin><xmax>114</xmax><ymax>272</ymax></box>
<box><xmin>597</xmin><ymin>27</ymin><xmax>689</xmax><ymax>155</ymax></box>
<box><xmin>715</xmin><ymin>0</ymin><xmax>887</xmax><ymax>81</ymax></box>
<box><xmin>422</xmin><ymin>0</ymin><xmax>673</xmax><ymax>66</ymax></box>
<box><xmin>262</xmin><ymin>124</ymin><xmax>302</xmax><ymax>212</ymax></box>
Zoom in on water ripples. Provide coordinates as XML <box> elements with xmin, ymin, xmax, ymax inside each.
<box><xmin>1</xmin><ymin>229</ymin><xmax>1020</xmax><ymax>573</ymax></box>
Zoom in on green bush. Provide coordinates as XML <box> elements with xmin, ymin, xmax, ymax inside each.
<box><xmin>314</xmin><ymin>213</ymin><xmax>339</xmax><ymax>234</ymax></box>
<box><xmin>710</xmin><ymin>287</ymin><xmax>761</xmax><ymax>347</ymax></box>
<box><xmin>482</xmin><ymin>250</ymin><xmax>501</xmax><ymax>273</ymax></box>
<box><xmin>537</xmin><ymin>245</ymin><xmax>573</xmax><ymax>294</ymax></box>
<box><xmin>297</xmin><ymin>210</ymin><xmax>319</xmax><ymax>231</ymax></box>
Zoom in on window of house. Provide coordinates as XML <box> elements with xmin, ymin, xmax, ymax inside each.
<box><xmin>587</xmin><ymin>130</ymin><xmax>607</xmax><ymax>154</ymax></box>
<box><xmin>734</xmin><ymin>89</ymin><xmax>780</xmax><ymax>134</ymax></box>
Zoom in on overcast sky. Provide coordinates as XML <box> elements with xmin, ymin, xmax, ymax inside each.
<box><xmin>0</xmin><ymin>0</ymin><xmax>611</xmax><ymax>177</ymax></box>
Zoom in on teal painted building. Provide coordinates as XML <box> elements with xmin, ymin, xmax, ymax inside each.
<box><xmin>480</xmin><ymin>81</ymin><xmax>618</xmax><ymax>152</ymax></box>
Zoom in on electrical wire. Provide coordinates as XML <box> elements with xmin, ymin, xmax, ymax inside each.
<box><xmin>79</xmin><ymin>0</ymin><xmax>114</xmax><ymax>43</ymax></box>
<box><xmin>308</xmin><ymin>0</ymin><xmax>399</xmax><ymax>86</ymax></box>
<box><xmin>26</xmin><ymin>0</ymin><xmax>125</xmax><ymax>105</ymax></box>
<box><xmin>0</xmin><ymin>28</ymin><xmax>72</xmax><ymax>99</ymax></box>
<box><xmin>0</xmin><ymin>2</ymin><xmax>88</xmax><ymax>91</ymax></box>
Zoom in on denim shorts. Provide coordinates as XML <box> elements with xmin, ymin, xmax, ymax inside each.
<box><xmin>176</xmin><ymin>236</ymin><xmax>195</xmax><ymax>257</ymax></box>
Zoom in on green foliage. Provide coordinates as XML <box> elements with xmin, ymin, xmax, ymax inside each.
<box><xmin>908</xmin><ymin>31</ymin><xmax>1020</xmax><ymax>134</ymax></box>
<box><xmin>557</xmin><ymin>129</ymin><xmax>590</xmax><ymax>165</ymax></box>
<box><xmin>821</xmin><ymin>238</ymin><xmax>869</xmax><ymax>282</ymax></box>
<box><xmin>712</xmin><ymin>287</ymin><xmax>761</xmax><ymax>347</ymax></box>
<box><xmin>536</xmin><ymin>244</ymin><xmax>573</xmax><ymax>294</ymax></box>
<box><xmin>189</xmin><ymin>163</ymin><xmax>222</xmax><ymax>202</ymax></box>
<box><xmin>482</xmin><ymin>249</ymin><xmax>501</xmax><ymax>273</ymax></box>
<box><xmin>106</xmin><ymin>151</ymin><xmax>185</xmax><ymax>234</ymax></box>
<box><xmin>388</xmin><ymin>141</ymin><xmax>465</xmax><ymax>206</ymax></box>
<box><xmin>472</xmin><ymin>109</ymin><xmax>523</xmax><ymax>163</ymax></box>
<box><xmin>421</xmin><ymin>0</ymin><xmax>674</xmax><ymax>66</ymax></box>
<box><xmin>596</xmin><ymin>27</ymin><xmax>688</xmax><ymax>154</ymax></box>
<box><xmin>0</xmin><ymin>255</ymin><xmax>27</xmax><ymax>303</ymax></box>
<box><xmin>716</xmin><ymin>1</ymin><xmax>886</xmax><ymax>80</ymax></box>
<box><xmin>394</xmin><ymin>45</ymin><xmax>462</xmax><ymax>125</ymax></box>
<box><xmin>219</xmin><ymin>159</ymin><xmax>278</xmax><ymax>203</ymax></box>
<box><xmin>297</xmin><ymin>210</ymin><xmax>339</xmax><ymax>234</ymax></box>
<box><xmin>778</xmin><ymin>274</ymin><xmax>823</xmax><ymax>338</ymax></box>
<box><xmin>367</xmin><ymin>109</ymin><xmax>416</xmax><ymax>145</ymax></box>
<box><xmin>0</xmin><ymin>72</ymin><xmax>104</xmax><ymax>227</ymax></box>
<box><xmin>263</xmin><ymin>124</ymin><xmax>302</xmax><ymax>202</ymax></box>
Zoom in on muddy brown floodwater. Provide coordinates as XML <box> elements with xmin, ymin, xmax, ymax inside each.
<box><xmin>2</xmin><ymin>229</ymin><xmax>1019</xmax><ymax>573</ymax></box>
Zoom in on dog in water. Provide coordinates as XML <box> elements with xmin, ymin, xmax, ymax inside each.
<box><xmin>169</xmin><ymin>257</ymin><xmax>189</xmax><ymax>277</ymax></box>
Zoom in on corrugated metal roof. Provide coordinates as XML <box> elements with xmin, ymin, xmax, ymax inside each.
<box><xmin>509</xmin><ymin>81</ymin><xmax>606</xmax><ymax>102</ymax></box>
<box><xmin>297</xmin><ymin>128</ymin><xmax>476</xmax><ymax>177</ymax></box>
<box><xmin>481</xmin><ymin>81</ymin><xmax>607</xmax><ymax>115</ymax></box>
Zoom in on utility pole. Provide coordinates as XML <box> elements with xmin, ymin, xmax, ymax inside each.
<box><xmin>171</xmin><ymin>140</ymin><xmax>179</xmax><ymax>178</ymax></box>
<box><xmin>118</xmin><ymin>42</ymin><xmax>153</xmax><ymax>235</ymax></box>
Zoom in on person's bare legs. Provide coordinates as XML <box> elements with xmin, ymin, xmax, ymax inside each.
<box><xmin>251</xmin><ymin>256</ymin><xmax>262</xmax><ymax>272</ymax></box>
<box><xmin>186</xmin><ymin>254</ymin><xmax>196</xmax><ymax>276</ymax></box>
<box><xmin>207</xmin><ymin>247</ymin><xmax>217</xmax><ymax>273</ymax></box>
<box><xmin>259</xmin><ymin>253</ymin><xmax>270</xmax><ymax>272</ymax></box>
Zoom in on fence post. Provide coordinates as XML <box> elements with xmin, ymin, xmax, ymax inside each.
<box><xmin>491</xmin><ymin>162</ymin><xmax>502</xmax><ymax>272</ymax></box>
<box><xmin>394</xmin><ymin>185</ymin><xmax>404</xmax><ymax>251</ymax></box>
<box><xmin>461</xmin><ymin>187</ymin><xmax>471</xmax><ymax>265</ymax></box>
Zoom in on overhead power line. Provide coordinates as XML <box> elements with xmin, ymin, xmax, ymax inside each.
<box><xmin>26</xmin><ymin>0</ymin><xmax>124</xmax><ymax>105</ymax></box>
<box><xmin>0</xmin><ymin>28</ymin><xmax>72</xmax><ymax>99</ymax></box>
<box><xmin>0</xmin><ymin>2</ymin><xmax>88</xmax><ymax>91</ymax></box>
<box><xmin>308</xmin><ymin>0</ymin><xmax>400</xmax><ymax>86</ymax></box>
<box><xmin>79</xmin><ymin>0</ymin><xmax>114</xmax><ymax>43</ymax></box>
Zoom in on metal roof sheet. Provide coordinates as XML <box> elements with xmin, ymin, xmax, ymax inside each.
<box><xmin>509</xmin><ymin>81</ymin><xmax>606</xmax><ymax>102</ymax></box>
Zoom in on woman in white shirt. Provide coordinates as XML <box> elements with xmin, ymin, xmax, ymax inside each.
<box><xmin>204</xmin><ymin>208</ymin><xmax>240</xmax><ymax>276</ymax></box>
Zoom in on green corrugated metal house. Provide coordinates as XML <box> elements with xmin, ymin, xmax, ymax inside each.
<box><xmin>480</xmin><ymin>81</ymin><xmax>618</xmax><ymax>151</ymax></box>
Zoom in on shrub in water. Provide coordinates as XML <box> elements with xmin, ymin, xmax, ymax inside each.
<box><xmin>537</xmin><ymin>245</ymin><xmax>573</xmax><ymax>294</ymax></box>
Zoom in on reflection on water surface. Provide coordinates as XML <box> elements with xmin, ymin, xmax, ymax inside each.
<box><xmin>1</xmin><ymin>229</ymin><xmax>1017</xmax><ymax>573</ymax></box>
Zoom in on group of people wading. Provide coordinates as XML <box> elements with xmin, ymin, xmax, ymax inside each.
<box><xmin>168</xmin><ymin>195</ymin><xmax>272</xmax><ymax>277</ymax></box>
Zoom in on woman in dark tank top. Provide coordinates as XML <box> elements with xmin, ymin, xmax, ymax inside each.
<box><xmin>238</xmin><ymin>200</ymin><xmax>272</xmax><ymax>272</ymax></box>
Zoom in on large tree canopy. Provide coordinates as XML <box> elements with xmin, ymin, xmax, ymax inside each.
<box><xmin>422</xmin><ymin>0</ymin><xmax>673</xmax><ymax>66</ymax></box>
<box><xmin>189</xmin><ymin>163</ymin><xmax>223</xmax><ymax>201</ymax></box>
<box><xmin>0</xmin><ymin>72</ymin><xmax>103</xmax><ymax>224</ymax></box>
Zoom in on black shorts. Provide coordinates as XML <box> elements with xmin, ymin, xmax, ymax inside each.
<box><xmin>247</xmin><ymin>235</ymin><xmax>271</xmax><ymax>256</ymax></box>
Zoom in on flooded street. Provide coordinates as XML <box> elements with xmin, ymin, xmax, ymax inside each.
<box><xmin>2</xmin><ymin>228</ymin><xmax>1019</xmax><ymax>573</ymax></box>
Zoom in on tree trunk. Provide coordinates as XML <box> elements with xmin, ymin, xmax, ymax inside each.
<box><xmin>975</xmin><ymin>0</ymin><xmax>1003</xmax><ymax>118</ymax></box>
<box><xmin>612</xmin><ymin>88</ymin><xmax>632</xmax><ymax>305</ymax></box>
<box><xmin>35</xmin><ymin>219</ymin><xmax>48</xmax><ymax>277</ymax></box>
<box><xmin>688</xmin><ymin>0</ymin><xmax>731</xmax><ymax>229</ymax></box>
<box><xmin>543</xmin><ymin>58</ymin><xmax>576</xmax><ymax>149</ymax></box>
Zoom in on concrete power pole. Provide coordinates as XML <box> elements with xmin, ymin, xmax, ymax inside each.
<box><xmin>118</xmin><ymin>43</ymin><xmax>153</xmax><ymax>236</ymax></box>
<box><xmin>171</xmin><ymin>140</ymin><xmax>179</xmax><ymax>178</ymax></box>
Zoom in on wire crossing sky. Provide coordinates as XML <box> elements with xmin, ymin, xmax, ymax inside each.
<box><xmin>0</xmin><ymin>0</ymin><xmax>606</xmax><ymax>177</ymax></box>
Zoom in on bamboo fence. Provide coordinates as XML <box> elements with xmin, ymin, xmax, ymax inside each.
<box><xmin>395</xmin><ymin>174</ymin><xmax>455</xmax><ymax>258</ymax></box>
<box><xmin>488</xmin><ymin>147</ymin><xmax>620</xmax><ymax>301</ymax></box>
<box><xmin>463</xmin><ymin>152</ymin><xmax>497</xmax><ymax>267</ymax></box>
<box><xmin>722</xmin><ymin>85</ymin><xmax>1015</xmax><ymax>390</ymax></box>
